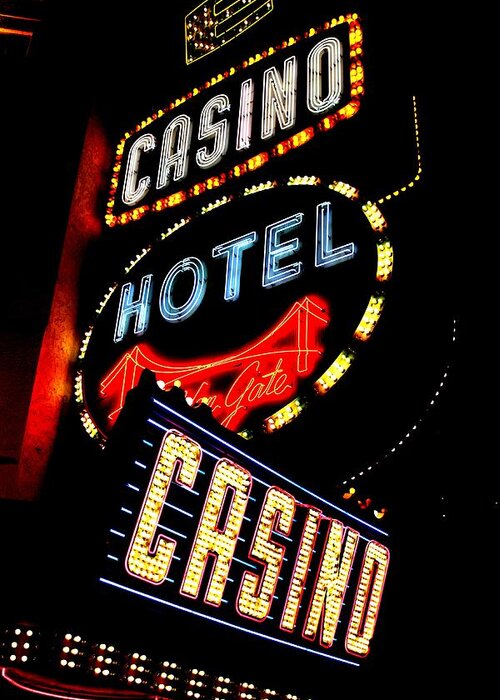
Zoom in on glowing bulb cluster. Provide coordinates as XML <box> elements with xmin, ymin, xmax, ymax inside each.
<box><xmin>6</xmin><ymin>627</ymin><xmax>36</xmax><ymax>665</ymax></box>
<box><xmin>202</xmin><ymin>195</ymin><xmax>233</xmax><ymax>213</ymax></box>
<box><xmin>60</xmin><ymin>633</ymin><xmax>85</xmax><ymax>670</ymax></box>
<box><xmin>274</xmin><ymin>127</ymin><xmax>315</xmax><ymax>157</ymax></box>
<box><xmin>244</xmin><ymin>180</ymin><xmax>277</xmax><ymax>196</ymax></box>
<box><xmin>314</xmin><ymin>349</ymin><xmax>356</xmax><ymax>395</ymax></box>
<box><xmin>185</xmin><ymin>1</ymin><xmax>275</xmax><ymax>64</ymax></box>
<box><xmin>78</xmin><ymin>328</ymin><xmax>92</xmax><ymax>361</ymax></box>
<box><xmin>376</xmin><ymin>240</ymin><xmax>394</xmax><ymax>282</ymax></box>
<box><xmin>215</xmin><ymin>675</ymin><xmax>234</xmax><ymax>700</ymax></box>
<box><xmin>362</xmin><ymin>203</ymin><xmax>387</xmax><ymax>233</ymax></box>
<box><xmin>263</xmin><ymin>397</ymin><xmax>306</xmax><ymax>433</ymax></box>
<box><xmin>125</xmin><ymin>651</ymin><xmax>151</xmax><ymax>686</ymax></box>
<box><xmin>1</xmin><ymin>624</ymin><xmax>313</xmax><ymax>699</ymax></box>
<box><xmin>287</xmin><ymin>175</ymin><xmax>321</xmax><ymax>186</ymax></box>
<box><xmin>329</xmin><ymin>180</ymin><xmax>359</xmax><ymax>199</ymax></box>
<box><xmin>186</xmin><ymin>668</ymin><xmax>207</xmax><ymax>699</ymax></box>
<box><xmin>91</xmin><ymin>642</ymin><xmax>118</xmax><ymax>678</ymax></box>
<box><xmin>161</xmin><ymin>217</ymin><xmax>191</xmax><ymax>240</ymax></box>
<box><xmin>80</xmin><ymin>409</ymin><xmax>100</xmax><ymax>440</ymax></box>
<box><xmin>239</xmin><ymin>681</ymin><xmax>257</xmax><ymax>699</ymax></box>
<box><xmin>353</xmin><ymin>294</ymin><xmax>385</xmax><ymax>341</ymax></box>
<box><xmin>74</xmin><ymin>371</ymin><xmax>84</xmax><ymax>404</ymax></box>
<box><xmin>155</xmin><ymin>659</ymin><xmax>179</xmax><ymax>694</ymax></box>
<box><xmin>125</xmin><ymin>247</ymin><xmax>151</xmax><ymax>274</ymax></box>
<box><xmin>96</xmin><ymin>286</ymin><xmax>117</xmax><ymax>316</ymax></box>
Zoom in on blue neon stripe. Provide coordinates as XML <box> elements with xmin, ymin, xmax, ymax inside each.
<box><xmin>109</xmin><ymin>529</ymin><xmax>126</xmax><ymax>538</ymax></box>
<box><xmin>100</xmin><ymin>577</ymin><xmax>359</xmax><ymax>667</ymax></box>
<box><xmin>157</xmin><ymin>524</ymin><xmax>187</xmax><ymax>539</ymax></box>
<box><xmin>233</xmin><ymin>557</ymin><xmax>257</xmax><ymax>570</ymax></box>
<box><xmin>150</xmin><ymin>404</ymin><xmax>389</xmax><ymax>537</ymax></box>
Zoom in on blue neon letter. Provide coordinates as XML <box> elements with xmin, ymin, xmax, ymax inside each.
<box><xmin>315</xmin><ymin>201</ymin><xmax>356</xmax><ymax>268</ymax></box>
<box><xmin>263</xmin><ymin>213</ymin><xmax>303</xmax><ymax>288</ymax></box>
<box><xmin>114</xmin><ymin>274</ymin><xmax>153</xmax><ymax>343</ymax></box>
<box><xmin>159</xmin><ymin>257</ymin><xmax>207</xmax><ymax>323</ymax></box>
<box><xmin>212</xmin><ymin>232</ymin><xmax>257</xmax><ymax>301</ymax></box>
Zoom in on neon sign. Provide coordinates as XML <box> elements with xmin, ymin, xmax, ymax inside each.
<box><xmin>102</xmin><ymin>295</ymin><xmax>328</xmax><ymax>432</ymax></box>
<box><xmin>101</xmin><ymin>389</ymin><xmax>390</xmax><ymax>665</ymax></box>
<box><xmin>106</xmin><ymin>14</ymin><xmax>364</xmax><ymax>227</ymax></box>
<box><xmin>77</xmin><ymin>179</ymin><xmax>392</xmax><ymax>442</ymax></box>
<box><xmin>185</xmin><ymin>0</ymin><xmax>275</xmax><ymax>64</ymax></box>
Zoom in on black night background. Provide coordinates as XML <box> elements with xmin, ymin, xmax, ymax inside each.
<box><xmin>0</xmin><ymin>1</ymin><xmax>498</xmax><ymax>698</ymax></box>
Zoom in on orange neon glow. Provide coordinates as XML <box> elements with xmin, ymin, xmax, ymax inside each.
<box><xmin>99</xmin><ymin>295</ymin><xmax>329</xmax><ymax>432</ymax></box>
<box><xmin>0</xmin><ymin>28</ymin><xmax>33</xmax><ymax>37</ymax></box>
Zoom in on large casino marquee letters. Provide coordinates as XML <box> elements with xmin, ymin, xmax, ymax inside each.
<box><xmin>105</xmin><ymin>15</ymin><xmax>363</xmax><ymax>227</ymax></box>
<box><xmin>101</xmin><ymin>395</ymin><xmax>390</xmax><ymax>666</ymax></box>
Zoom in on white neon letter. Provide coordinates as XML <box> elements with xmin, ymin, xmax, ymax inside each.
<box><xmin>345</xmin><ymin>541</ymin><xmax>390</xmax><ymax>657</ymax></box>
<box><xmin>113</xmin><ymin>274</ymin><xmax>153</xmax><ymax>343</ymax></box>
<box><xmin>159</xmin><ymin>257</ymin><xmax>207</xmax><ymax>323</ymax></box>
<box><xmin>307</xmin><ymin>37</ymin><xmax>343</xmax><ymax>114</ymax></box>
<box><xmin>196</xmin><ymin>94</ymin><xmax>231</xmax><ymax>169</ymax></box>
<box><xmin>315</xmin><ymin>201</ymin><xmax>355</xmax><ymax>268</ymax></box>
<box><xmin>236</xmin><ymin>79</ymin><xmax>254</xmax><ymax>151</ymax></box>
<box><xmin>302</xmin><ymin>520</ymin><xmax>359</xmax><ymax>648</ymax></box>
<box><xmin>263</xmin><ymin>213</ymin><xmax>303</xmax><ymax>287</ymax></box>
<box><xmin>122</xmin><ymin>133</ymin><xmax>156</xmax><ymax>207</ymax></box>
<box><xmin>156</xmin><ymin>114</ymin><xmax>192</xmax><ymax>190</ymax></box>
<box><xmin>212</xmin><ymin>231</ymin><xmax>257</xmax><ymax>301</ymax></box>
<box><xmin>236</xmin><ymin>487</ymin><xmax>295</xmax><ymax>621</ymax></box>
<box><xmin>181</xmin><ymin>459</ymin><xmax>251</xmax><ymax>606</ymax></box>
<box><xmin>261</xmin><ymin>56</ymin><xmax>297</xmax><ymax>140</ymax></box>
<box><xmin>126</xmin><ymin>430</ymin><xmax>201</xmax><ymax>584</ymax></box>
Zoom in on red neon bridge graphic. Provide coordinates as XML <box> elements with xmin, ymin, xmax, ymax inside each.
<box><xmin>100</xmin><ymin>295</ymin><xmax>329</xmax><ymax>431</ymax></box>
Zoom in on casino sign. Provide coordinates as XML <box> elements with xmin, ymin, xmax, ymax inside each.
<box><xmin>74</xmin><ymin>11</ymin><xmax>393</xmax><ymax>446</ymax></box>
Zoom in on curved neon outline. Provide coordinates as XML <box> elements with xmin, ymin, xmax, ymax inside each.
<box><xmin>78</xmin><ymin>177</ymin><xmax>391</xmax><ymax>444</ymax></box>
<box><xmin>159</xmin><ymin>257</ymin><xmax>207</xmax><ymax>323</ymax></box>
<box><xmin>375</xmin><ymin>96</ymin><xmax>422</xmax><ymax>205</ymax></box>
<box><xmin>340</xmin><ymin>319</ymin><xmax>458</xmax><ymax>487</ymax></box>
